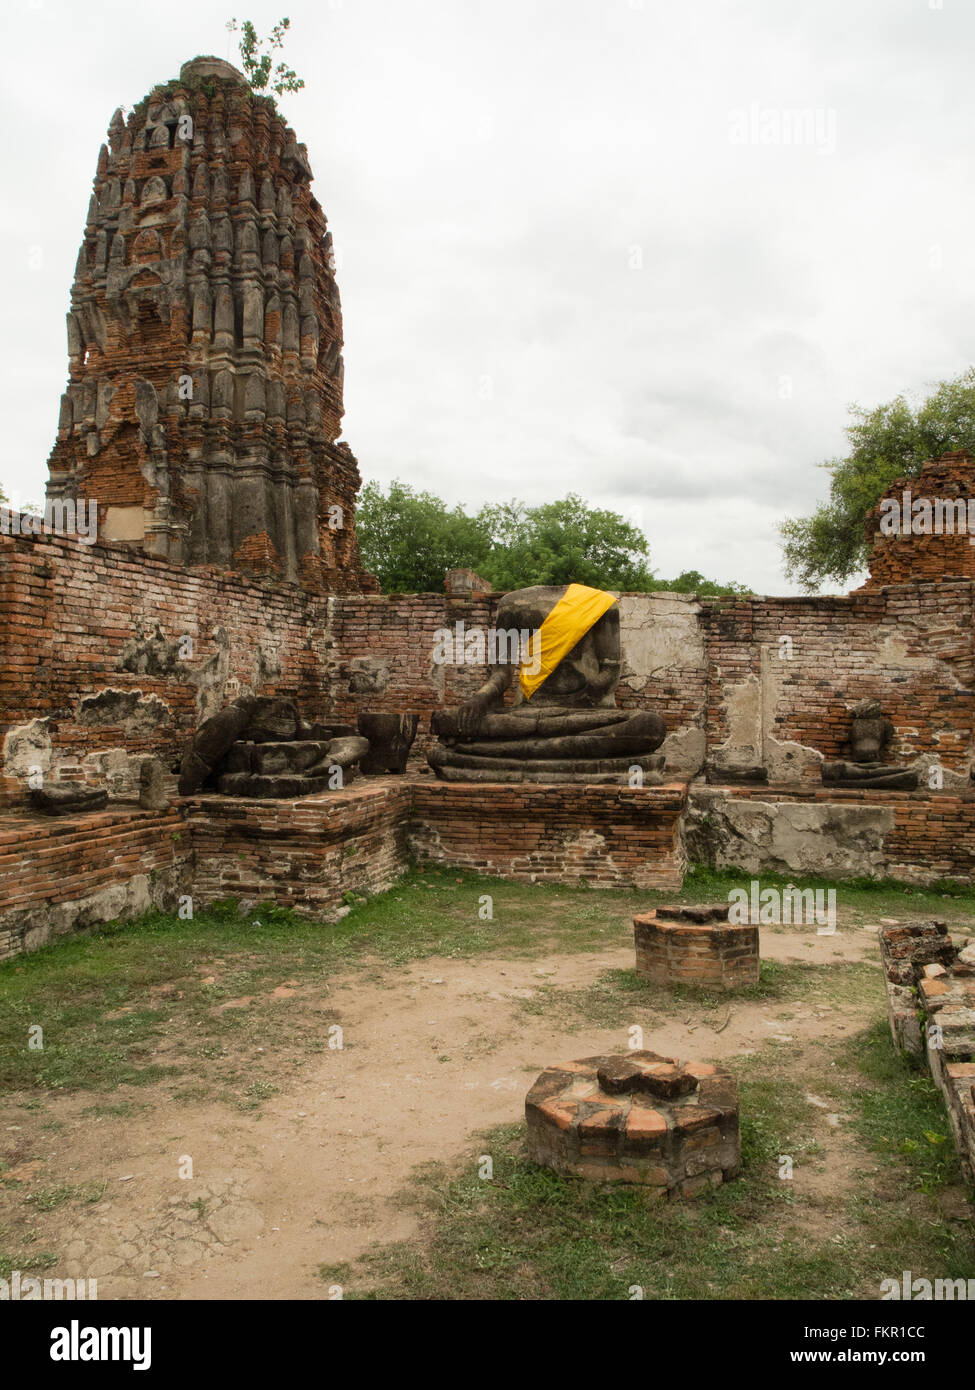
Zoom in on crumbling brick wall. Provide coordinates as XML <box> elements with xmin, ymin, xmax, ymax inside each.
<box><xmin>0</xmin><ymin>529</ymin><xmax>326</xmax><ymax>806</ymax></box>
<box><xmin>700</xmin><ymin>584</ymin><xmax>975</xmax><ymax>781</ymax></box>
<box><xmin>0</xmin><ymin>805</ymin><xmax>188</xmax><ymax>960</ymax></box>
<box><xmin>3</xmin><ymin>529</ymin><xmax>975</xmax><ymax>806</ymax></box>
<box><xmin>862</xmin><ymin>450</ymin><xmax>975</xmax><ymax>589</ymax></box>
<box><xmin>879</xmin><ymin>921</ymin><xmax>975</xmax><ymax>1182</ymax></box>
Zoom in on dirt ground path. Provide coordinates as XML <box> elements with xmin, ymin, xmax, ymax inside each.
<box><xmin>3</xmin><ymin>924</ymin><xmax>881</xmax><ymax>1300</ymax></box>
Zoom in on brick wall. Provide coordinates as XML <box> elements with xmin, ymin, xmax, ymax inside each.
<box><xmin>3</xmin><ymin>532</ymin><xmax>974</xmax><ymax>811</ymax></box>
<box><xmin>324</xmin><ymin>592</ymin><xmax>501</xmax><ymax>761</ymax></box>
<box><xmin>409</xmin><ymin>781</ymin><xmax>688</xmax><ymax>889</ymax></box>
<box><xmin>863</xmin><ymin>450</ymin><xmax>975</xmax><ymax>589</ymax></box>
<box><xmin>700</xmin><ymin>584</ymin><xmax>975</xmax><ymax>779</ymax></box>
<box><xmin>0</xmin><ymin>805</ymin><xmax>188</xmax><ymax>959</ymax></box>
<box><xmin>0</xmin><ymin>529</ymin><xmax>328</xmax><ymax>806</ymax></box>
<box><xmin>0</xmin><ymin>536</ymin><xmax>512</xmax><ymax>802</ymax></box>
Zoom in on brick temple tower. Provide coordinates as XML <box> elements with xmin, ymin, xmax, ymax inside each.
<box><xmin>861</xmin><ymin>449</ymin><xmax>975</xmax><ymax>589</ymax></box>
<box><xmin>45</xmin><ymin>55</ymin><xmax>377</xmax><ymax>593</ymax></box>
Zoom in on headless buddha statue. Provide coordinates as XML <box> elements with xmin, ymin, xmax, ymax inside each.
<box><xmin>428</xmin><ymin>583</ymin><xmax>666</xmax><ymax>783</ymax></box>
<box><xmin>820</xmin><ymin>698</ymin><xmax>918</xmax><ymax>791</ymax></box>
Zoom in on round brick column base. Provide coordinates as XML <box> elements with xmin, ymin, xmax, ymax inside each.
<box><xmin>525</xmin><ymin>1051</ymin><xmax>740</xmax><ymax>1195</ymax></box>
<box><xmin>633</xmin><ymin>903</ymin><xmax>760</xmax><ymax>989</ymax></box>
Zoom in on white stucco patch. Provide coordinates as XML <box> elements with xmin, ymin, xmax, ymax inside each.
<box><xmin>618</xmin><ymin>593</ymin><xmax>705</xmax><ymax>691</ymax></box>
<box><xmin>2</xmin><ymin>718</ymin><xmax>52</xmax><ymax>778</ymax></box>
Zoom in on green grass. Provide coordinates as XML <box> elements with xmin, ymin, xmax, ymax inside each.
<box><xmin>0</xmin><ymin>862</ymin><xmax>967</xmax><ymax>1101</ymax></box>
<box><xmin>680</xmin><ymin>864</ymin><xmax>975</xmax><ymax>925</ymax></box>
<box><xmin>0</xmin><ymin>1246</ymin><xmax>58</xmax><ymax>1279</ymax></box>
<box><xmin>319</xmin><ymin>1113</ymin><xmax>857</xmax><ymax>1300</ymax></box>
<box><xmin>0</xmin><ymin>870</ymin><xmax>643</xmax><ymax>1097</ymax></box>
<box><xmin>1</xmin><ymin>862</ymin><xmax>972</xmax><ymax>1299</ymax></box>
<box><xmin>79</xmin><ymin>1101</ymin><xmax>148</xmax><ymax>1120</ymax></box>
<box><xmin>830</xmin><ymin>1022</ymin><xmax>961</xmax><ymax>1194</ymax></box>
<box><xmin>22</xmin><ymin>1182</ymin><xmax>106</xmax><ymax>1212</ymax></box>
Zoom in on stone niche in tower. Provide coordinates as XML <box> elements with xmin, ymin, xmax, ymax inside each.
<box><xmin>46</xmin><ymin>55</ymin><xmax>378</xmax><ymax>594</ymax></box>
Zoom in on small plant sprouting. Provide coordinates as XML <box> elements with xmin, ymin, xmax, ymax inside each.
<box><xmin>232</xmin><ymin>17</ymin><xmax>305</xmax><ymax>97</ymax></box>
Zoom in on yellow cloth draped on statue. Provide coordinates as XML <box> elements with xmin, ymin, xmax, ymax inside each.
<box><xmin>519</xmin><ymin>584</ymin><xmax>618</xmax><ymax>701</ymax></box>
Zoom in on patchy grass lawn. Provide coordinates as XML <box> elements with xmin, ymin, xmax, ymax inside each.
<box><xmin>517</xmin><ymin>957</ymin><xmax>885</xmax><ymax>1033</ymax></box>
<box><xmin>1</xmin><ymin>861</ymin><xmax>970</xmax><ymax>1099</ymax></box>
<box><xmin>318</xmin><ymin>1024</ymin><xmax>973</xmax><ymax>1301</ymax></box>
<box><xmin>0</xmin><ymin>862</ymin><xmax>972</xmax><ymax>1298</ymax></box>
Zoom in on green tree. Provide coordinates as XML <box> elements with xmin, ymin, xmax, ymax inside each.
<box><xmin>232</xmin><ymin>17</ymin><xmax>305</xmax><ymax>96</ymax></box>
<box><xmin>650</xmin><ymin>569</ymin><xmax>752</xmax><ymax>598</ymax></box>
<box><xmin>779</xmin><ymin>369</ymin><xmax>975</xmax><ymax>591</ymax></box>
<box><xmin>355</xmin><ymin>480</ymin><xmax>491</xmax><ymax>592</ymax></box>
<box><xmin>475</xmin><ymin>494</ymin><xmax>655</xmax><ymax>591</ymax></box>
<box><xmin>356</xmin><ymin>482</ymin><xmax>747</xmax><ymax>596</ymax></box>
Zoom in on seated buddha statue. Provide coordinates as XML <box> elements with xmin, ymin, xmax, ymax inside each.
<box><xmin>820</xmin><ymin>698</ymin><xmax>918</xmax><ymax>791</ymax></box>
<box><xmin>428</xmin><ymin>583</ymin><xmax>666</xmax><ymax>783</ymax></box>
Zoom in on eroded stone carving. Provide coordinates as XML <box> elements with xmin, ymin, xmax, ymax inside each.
<box><xmin>357</xmin><ymin>713</ymin><xmax>419</xmax><ymax>774</ymax></box>
<box><xmin>139</xmin><ymin>757</ymin><xmax>170</xmax><ymax>810</ymax></box>
<box><xmin>118</xmin><ymin>622</ymin><xmax>182</xmax><ymax>674</ymax></box>
<box><xmin>30</xmin><ymin>784</ymin><xmax>109</xmax><ymax>815</ymax></box>
<box><xmin>45</xmin><ymin>55</ymin><xmax>377</xmax><ymax>595</ymax></box>
<box><xmin>178</xmin><ymin>694</ymin><xmax>367</xmax><ymax>797</ymax></box>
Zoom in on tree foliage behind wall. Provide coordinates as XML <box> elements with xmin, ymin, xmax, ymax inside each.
<box><xmin>779</xmin><ymin>369</ymin><xmax>975</xmax><ymax>591</ymax></box>
<box><xmin>475</xmin><ymin>495</ymin><xmax>655</xmax><ymax>592</ymax></box>
<box><xmin>355</xmin><ymin>480</ymin><xmax>749</xmax><ymax>596</ymax></box>
<box><xmin>355</xmin><ymin>481</ymin><xmax>491</xmax><ymax>593</ymax></box>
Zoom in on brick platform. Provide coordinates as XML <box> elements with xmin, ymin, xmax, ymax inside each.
<box><xmin>0</xmin><ymin>776</ymin><xmax>691</xmax><ymax>957</ymax></box>
<box><xmin>0</xmin><ymin>805</ymin><xmax>188</xmax><ymax>960</ymax></box>
<box><xmin>687</xmin><ymin>784</ymin><xmax>975</xmax><ymax>883</ymax></box>
<box><xmin>182</xmin><ymin>780</ymin><xmax>413</xmax><ymax>918</ymax></box>
<box><xmin>409</xmin><ymin>780</ymin><xmax>688</xmax><ymax>889</ymax></box>
<box><xmin>525</xmin><ymin>1051</ymin><xmax>740</xmax><ymax>1194</ymax></box>
<box><xmin>633</xmin><ymin>903</ymin><xmax>760</xmax><ymax>989</ymax></box>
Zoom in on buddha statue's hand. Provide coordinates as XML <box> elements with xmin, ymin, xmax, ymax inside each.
<box><xmin>456</xmin><ymin>695</ymin><xmax>490</xmax><ymax>740</ymax></box>
<box><xmin>590</xmin><ymin>661</ymin><xmax>620</xmax><ymax>695</ymax></box>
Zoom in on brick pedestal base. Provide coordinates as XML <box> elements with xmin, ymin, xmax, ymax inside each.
<box><xmin>182</xmin><ymin>781</ymin><xmax>412</xmax><ymax>918</ymax></box>
<box><xmin>525</xmin><ymin>1051</ymin><xmax>740</xmax><ymax>1195</ymax></box>
<box><xmin>410</xmin><ymin>781</ymin><xmax>688</xmax><ymax>890</ymax></box>
<box><xmin>633</xmin><ymin>903</ymin><xmax>760</xmax><ymax>989</ymax></box>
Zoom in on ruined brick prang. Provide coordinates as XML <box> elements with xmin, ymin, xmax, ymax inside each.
<box><xmin>46</xmin><ymin>54</ymin><xmax>378</xmax><ymax>594</ymax></box>
<box><xmin>861</xmin><ymin>450</ymin><xmax>975</xmax><ymax>589</ymax></box>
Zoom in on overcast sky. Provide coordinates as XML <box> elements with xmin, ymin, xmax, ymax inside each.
<box><xmin>2</xmin><ymin>0</ymin><xmax>972</xmax><ymax>594</ymax></box>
